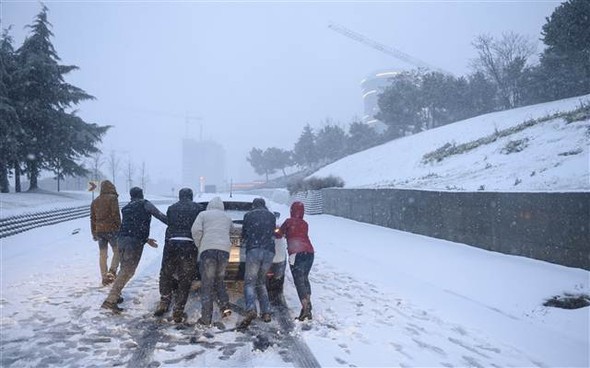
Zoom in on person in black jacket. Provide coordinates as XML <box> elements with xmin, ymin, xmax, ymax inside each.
<box><xmin>238</xmin><ymin>198</ymin><xmax>276</xmax><ymax>328</ymax></box>
<box><xmin>101</xmin><ymin>187</ymin><xmax>167</xmax><ymax>313</ymax></box>
<box><xmin>153</xmin><ymin>188</ymin><xmax>203</xmax><ymax>322</ymax></box>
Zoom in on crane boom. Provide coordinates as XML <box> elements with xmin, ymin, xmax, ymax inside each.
<box><xmin>328</xmin><ymin>23</ymin><xmax>452</xmax><ymax>75</ymax></box>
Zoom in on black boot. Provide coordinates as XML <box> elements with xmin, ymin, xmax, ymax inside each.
<box><xmin>154</xmin><ymin>299</ymin><xmax>170</xmax><ymax>317</ymax></box>
<box><xmin>297</xmin><ymin>297</ymin><xmax>312</xmax><ymax>321</ymax></box>
<box><xmin>220</xmin><ymin>304</ymin><xmax>232</xmax><ymax>318</ymax></box>
<box><xmin>237</xmin><ymin>310</ymin><xmax>257</xmax><ymax>330</ymax></box>
<box><xmin>173</xmin><ymin>310</ymin><xmax>187</xmax><ymax>323</ymax></box>
<box><xmin>101</xmin><ymin>300</ymin><xmax>123</xmax><ymax>314</ymax></box>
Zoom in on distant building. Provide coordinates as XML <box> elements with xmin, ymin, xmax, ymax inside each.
<box><xmin>182</xmin><ymin>138</ymin><xmax>226</xmax><ymax>192</ymax></box>
<box><xmin>360</xmin><ymin>69</ymin><xmax>399</xmax><ymax>133</ymax></box>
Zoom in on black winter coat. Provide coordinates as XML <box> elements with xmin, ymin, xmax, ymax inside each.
<box><xmin>241</xmin><ymin>208</ymin><xmax>276</xmax><ymax>253</ymax></box>
<box><xmin>165</xmin><ymin>200</ymin><xmax>204</xmax><ymax>240</ymax></box>
<box><xmin>119</xmin><ymin>199</ymin><xmax>167</xmax><ymax>244</ymax></box>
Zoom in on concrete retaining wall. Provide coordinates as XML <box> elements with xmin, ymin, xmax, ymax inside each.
<box><xmin>322</xmin><ymin>188</ymin><xmax>590</xmax><ymax>270</ymax></box>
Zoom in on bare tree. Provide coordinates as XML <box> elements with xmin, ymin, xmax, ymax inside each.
<box><xmin>471</xmin><ymin>32</ymin><xmax>536</xmax><ymax>108</ymax></box>
<box><xmin>107</xmin><ymin>151</ymin><xmax>121</xmax><ymax>185</ymax></box>
<box><xmin>125</xmin><ymin>159</ymin><xmax>135</xmax><ymax>192</ymax></box>
<box><xmin>139</xmin><ymin>161</ymin><xmax>149</xmax><ymax>193</ymax></box>
<box><xmin>89</xmin><ymin>153</ymin><xmax>104</xmax><ymax>181</ymax></box>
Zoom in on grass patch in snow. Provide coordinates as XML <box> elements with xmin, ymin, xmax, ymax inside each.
<box><xmin>422</xmin><ymin>102</ymin><xmax>590</xmax><ymax>164</ymax></box>
<box><xmin>543</xmin><ymin>293</ymin><xmax>590</xmax><ymax>310</ymax></box>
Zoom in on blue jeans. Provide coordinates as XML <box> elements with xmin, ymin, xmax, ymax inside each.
<box><xmin>244</xmin><ymin>248</ymin><xmax>274</xmax><ymax>314</ymax></box>
<box><xmin>290</xmin><ymin>252</ymin><xmax>314</xmax><ymax>301</ymax></box>
<box><xmin>199</xmin><ymin>249</ymin><xmax>229</xmax><ymax>323</ymax></box>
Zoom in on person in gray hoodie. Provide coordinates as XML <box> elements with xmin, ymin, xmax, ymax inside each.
<box><xmin>191</xmin><ymin>196</ymin><xmax>235</xmax><ymax>326</ymax></box>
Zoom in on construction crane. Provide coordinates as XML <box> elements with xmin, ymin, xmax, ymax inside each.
<box><xmin>328</xmin><ymin>23</ymin><xmax>452</xmax><ymax>76</ymax></box>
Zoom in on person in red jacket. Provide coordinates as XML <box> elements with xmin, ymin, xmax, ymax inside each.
<box><xmin>277</xmin><ymin>201</ymin><xmax>315</xmax><ymax>321</ymax></box>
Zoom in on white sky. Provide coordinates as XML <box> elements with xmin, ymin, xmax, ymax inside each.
<box><xmin>1</xmin><ymin>192</ymin><xmax>588</xmax><ymax>366</ymax></box>
<box><xmin>1</xmin><ymin>0</ymin><xmax>561</xmax><ymax>184</ymax></box>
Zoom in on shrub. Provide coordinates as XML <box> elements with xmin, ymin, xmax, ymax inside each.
<box><xmin>501</xmin><ymin>138</ymin><xmax>529</xmax><ymax>154</ymax></box>
<box><xmin>287</xmin><ymin>175</ymin><xmax>345</xmax><ymax>194</ymax></box>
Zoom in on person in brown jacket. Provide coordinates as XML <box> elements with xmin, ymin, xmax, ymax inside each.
<box><xmin>90</xmin><ymin>180</ymin><xmax>121</xmax><ymax>286</ymax></box>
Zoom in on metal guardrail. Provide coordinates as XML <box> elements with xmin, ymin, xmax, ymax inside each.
<box><xmin>0</xmin><ymin>199</ymin><xmax>174</xmax><ymax>239</ymax></box>
<box><xmin>0</xmin><ymin>205</ymin><xmax>91</xmax><ymax>238</ymax></box>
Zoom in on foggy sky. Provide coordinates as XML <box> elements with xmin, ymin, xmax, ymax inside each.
<box><xmin>1</xmin><ymin>0</ymin><xmax>560</xmax><ymax>188</ymax></box>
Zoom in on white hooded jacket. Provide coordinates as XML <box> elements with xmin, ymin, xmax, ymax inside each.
<box><xmin>191</xmin><ymin>197</ymin><xmax>234</xmax><ymax>254</ymax></box>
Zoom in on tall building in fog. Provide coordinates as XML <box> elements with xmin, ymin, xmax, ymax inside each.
<box><xmin>360</xmin><ymin>69</ymin><xmax>399</xmax><ymax>133</ymax></box>
<box><xmin>182</xmin><ymin>139</ymin><xmax>226</xmax><ymax>192</ymax></box>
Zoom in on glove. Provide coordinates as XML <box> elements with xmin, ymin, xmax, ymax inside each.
<box><xmin>146</xmin><ymin>238</ymin><xmax>158</xmax><ymax>248</ymax></box>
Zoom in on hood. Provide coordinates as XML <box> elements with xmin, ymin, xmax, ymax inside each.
<box><xmin>290</xmin><ymin>201</ymin><xmax>305</xmax><ymax>219</ymax></box>
<box><xmin>207</xmin><ymin>196</ymin><xmax>224</xmax><ymax>211</ymax></box>
<box><xmin>179</xmin><ymin>188</ymin><xmax>193</xmax><ymax>201</ymax></box>
<box><xmin>253</xmin><ymin>198</ymin><xmax>267</xmax><ymax>209</ymax></box>
<box><xmin>100</xmin><ymin>180</ymin><xmax>118</xmax><ymax>196</ymax></box>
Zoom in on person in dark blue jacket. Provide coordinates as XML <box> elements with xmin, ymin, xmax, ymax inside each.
<box><xmin>101</xmin><ymin>187</ymin><xmax>167</xmax><ymax>313</ymax></box>
<box><xmin>153</xmin><ymin>188</ymin><xmax>203</xmax><ymax>322</ymax></box>
<box><xmin>238</xmin><ymin>198</ymin><xmax>276</xmax><ymax>329</ymax></box>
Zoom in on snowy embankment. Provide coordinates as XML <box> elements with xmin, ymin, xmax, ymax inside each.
<box><xmin>312</xmin><ymin>94</ymin><xmax>590</xmax><ymax>192</ymax></box>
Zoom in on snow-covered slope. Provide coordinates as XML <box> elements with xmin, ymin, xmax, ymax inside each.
<box><xmin>312</xmin><ymin>94</ymin><xmax>590</xmax><ymax>192</ymax></box>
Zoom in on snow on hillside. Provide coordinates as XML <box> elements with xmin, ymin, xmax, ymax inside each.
<box><xmin>312</xmin><ymin>94</ymin><xmax>590</xmax><ymax>192</ymax></box>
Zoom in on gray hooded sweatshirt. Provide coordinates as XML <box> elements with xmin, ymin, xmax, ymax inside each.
<box><xmin>191</xmin><ymin>197</ymin><xmax>234</xmax><ymax>254</ymax></box>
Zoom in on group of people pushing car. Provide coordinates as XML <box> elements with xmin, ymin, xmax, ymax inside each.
<box><xmin>90</xmin><ymin>180</ymin><xmax>315</xmax><ymax>329</ymax></box>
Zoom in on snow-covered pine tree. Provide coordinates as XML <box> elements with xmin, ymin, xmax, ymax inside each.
<box><xmin>14</xmin><ymin>5</ymin><xmax>108</xmax><ymax>191</ymax></box>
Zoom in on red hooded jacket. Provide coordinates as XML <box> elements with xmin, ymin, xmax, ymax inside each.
<box><xmin>278</xmin><ymin>201</ymin><xmax>315</xmax><ymax>255</ymax></box>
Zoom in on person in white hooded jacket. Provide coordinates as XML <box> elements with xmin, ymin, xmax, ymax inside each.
<box><xmin>191</xmin><ymin>196</ymin><xmax>235</xmax><ymax>326</ymax></box>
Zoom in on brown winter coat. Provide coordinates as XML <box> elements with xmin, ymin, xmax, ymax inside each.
<box><xmin>90</xmin><ymin>180</ymin><xmax>121</xmax><ymax>237</ymax></box>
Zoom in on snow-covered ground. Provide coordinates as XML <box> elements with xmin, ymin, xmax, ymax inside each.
<box><xmin>312</xmin><ymin>94</ymin><xmax>590</xmax><ymax>192</ymax></box>
<box><xmin>1</xmin><ymin>192</ymin><xmax>588</xmax><ymax>367</ymax></box>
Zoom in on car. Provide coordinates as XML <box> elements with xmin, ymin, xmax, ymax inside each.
<box><xmin>194</xmin><ymin>200</ymin><xmax>286</xmax><ymax>301</ymax></box>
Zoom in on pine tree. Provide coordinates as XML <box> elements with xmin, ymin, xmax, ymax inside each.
<box><xmin>0</xmin><ymin>29</ymin><xmax>20</xmax><ymax>192</ymax></box>
<box><xmin>466</xmin><ymin>71</ymin><xmax>498</xmax><ymax>116</ymax></box>
<box><xmin>539</xmin><ymin>0</ymin><xmax>590</xmax><ymax>100</ymax></box>
<box><xmin>347</xmin><ymin>121</ymin><xmax>379</xmax><ymax>154</ymax></box>
<box><xmin>293</xmin><ymin>125</ymin><xmax>317</xmax><ymax>168</ymax></box>
<box><xmin>14</xmin><ymin>5</ymin><xmax>108</xmax><ymax>191</ymax></box>
<box><xmin>264</xmin><ymin>147</ymin><xmax>292</xmax><ymax>177</ymax></box>
<box><xmin>315</xmin><ymin>124</ymin><xmax>348</xmax><ymax>163</ymax></box>
<box><xmin>376</xmin><ymin>71</ymin><xmax>423</xmax><ymax>138</ymax></box>
<box><xmin>247</xmin><ymin>147</ymin><xmax>267</xmax><ymax>179</ymax></box>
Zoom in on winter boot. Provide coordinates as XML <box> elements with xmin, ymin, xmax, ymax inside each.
<box><xmin>196</xmin><ymin>317</ymin><xmax>211</xmax><ymax>327</ymax></box>
<box><xmin>102</xmin><ymin>272</ymin><xmax>116</xmax><ymax>286</ymax></box>
<box><xmin>220</xmin><ymin>304</ymin><xmax>232</xmax><ymax>318</ymax></box>
<box><xmin>261</xmin><ymin>313</ymin><xmax>272</xmax><ymax>323</ymax></box>
<box><xmin>173</xmin><ymin>310</ymin><xmax>187</xmax><ymax>324</ymax></box>
<box><xmin>237</xmin><ymin>310</ymin><xmax>257</xmax><ymax>330</ymax></box>
<box><xmin>101</xmin><ymin>300</ymin><xmax>123</xmax><ymax>314</ymax></box>
<box><xmin>297</xmin><ymin>297</ymin><xmax>312</xmax><ymax>321</ymax></box>
<box><xmin>153</xmin><ymin>299</ymin><xmax>170</xmax><ymax>317</ymax></box>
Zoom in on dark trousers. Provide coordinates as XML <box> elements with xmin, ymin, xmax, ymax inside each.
<box><xmin>199</xmin><ymin>249</ymin><xmax>230</xmax><ymax>323</ymax></box>
<box><xmin>159</xmin><ymin>239</ymin><xmax>198</xmax><ymax>313</ymax></box>
<box><xmin>290</xmin><ymin>252</ymin><xmax>314</xmax><ymax>301</ymax></box>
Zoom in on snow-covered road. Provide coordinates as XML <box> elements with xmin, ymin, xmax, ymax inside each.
<box><xmin>1</xmin><ymin>198</ymin><xmax>588</xmax><ymax>367</ymax></box>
